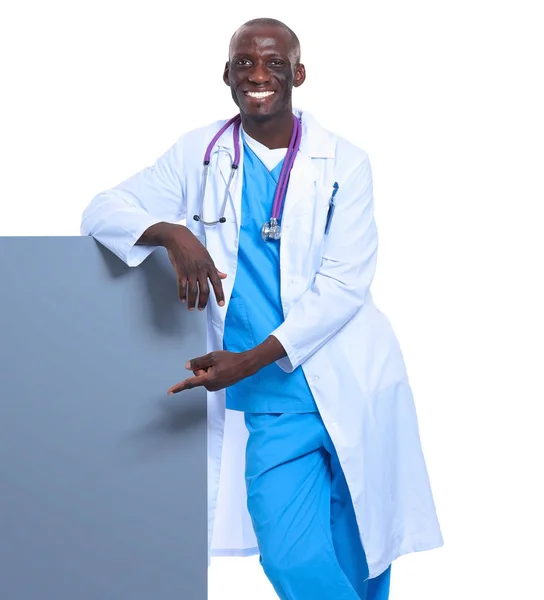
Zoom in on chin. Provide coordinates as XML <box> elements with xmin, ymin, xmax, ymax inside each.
<box><xmin>240</xmin><ymin>102</ymin><xmax>280</xmax><ymax>121</ymax></box>
<box><xmin>244</xmin><ymin>107</ymin><xmax>275</xmax><ymax>120</ymax></box>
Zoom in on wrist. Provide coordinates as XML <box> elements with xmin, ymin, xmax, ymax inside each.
<box><xmin>240</xmin><ymin>349</ymin><xmax>262</xmax><ymax>378</ymax></box>
<box><xmin>244</xmin><ymin>336</ymin><xmax>287</xmax><ymax>374</ymax></box>
<box><xmin>139</xmin><ymin>222</ymin><xmax>187</xmax><ymax>248</ymax></box>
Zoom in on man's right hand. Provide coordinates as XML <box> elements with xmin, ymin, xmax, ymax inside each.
<box><xmin>137</xmin><ymin>222</ymin><xmax>227</xmax><ymax>311</ymax></box>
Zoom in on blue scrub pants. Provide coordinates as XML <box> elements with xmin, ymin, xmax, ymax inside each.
<box><xmin>244</xmin><ymin>412</ymin><xmax>391</xmax><ymax>600</ymax></box>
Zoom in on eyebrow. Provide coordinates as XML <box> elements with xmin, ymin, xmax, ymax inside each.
<box><xmin>231</xmin><ymin>52</ymin><xmax>290</xmax><ymax>61</ymax></box>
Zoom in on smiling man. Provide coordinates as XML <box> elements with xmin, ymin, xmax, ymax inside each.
<box><xmin>225</xmin><ymin>21</ymin><xmax>304</xmax><ymax>147</ymax></box>
<box><xmin>81</xmin><ymin>17</ymin><xmax>443</xmax><ymax>600</ymax></box>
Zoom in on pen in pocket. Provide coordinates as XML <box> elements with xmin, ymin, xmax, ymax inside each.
<box><xmin>324</xmin><ymin>182</ymin><xmax>339</xmax><ymax>235</ymax></box>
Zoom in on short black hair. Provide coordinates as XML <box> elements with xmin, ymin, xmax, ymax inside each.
<box><xmin>229</xmin><ymin>18</ymin><xmax>301</xmax><ymax>64</ymax></box>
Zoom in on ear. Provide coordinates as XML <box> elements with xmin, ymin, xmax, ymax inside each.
<box><xmin>223</xmin><ymin>61</ymin><xmax>230</xmax><ymax>86</ymax></box>
<box><xmin>293</xmin><ymin>63</ymin><xmax>306</xmax><ymax>88</ymax></box>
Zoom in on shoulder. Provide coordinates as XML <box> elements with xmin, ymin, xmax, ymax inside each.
<box><xmin>180</xmin><ymin>118</ymin><xmax>230</xmax><ymax>145</ymax></box>
<box><xmin>164</xmin><ymin>117</ymin><xmax>233</xmax><ymax>161</ymax></box>
<box><xmin>335</xmin><ymin>134</ymin><xmax>370</xmax><ymax>165</ymax></box>
<box><xmin>298</xmin><ymin>108</ymin><xmax>370</xmax><ymax>176</ymax></box>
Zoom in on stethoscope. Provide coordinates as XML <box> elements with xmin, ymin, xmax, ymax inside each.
<box><xmin>193</xmin><ymin>113</ymin><xmax>302</xmax><ymax>242</ymax></box>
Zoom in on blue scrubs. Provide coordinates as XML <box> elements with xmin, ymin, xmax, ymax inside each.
<box><xmin>223</xmin><ymin>137</ymin><xmax>391</xmax><ymax>599</ymax></box>
<box><xmin>245</xmin><ymin>412</ymin><xmax>391</xmax><ymax>600</ymax></box>
<box><xmin>223</xmin><ymin>139</ymin><xmax>317</xmax><ymax>414</ymax></box>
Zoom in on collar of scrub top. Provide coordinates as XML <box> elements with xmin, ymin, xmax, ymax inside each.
<box><xmin>213</xmin><ymin>109</ymin><xmax>336</xmax><ymax>159</ymax></box>
<box><xmin>193</xmin><ymin>113</ymin><xmax>302</xmax><ymax>242</ymax></box>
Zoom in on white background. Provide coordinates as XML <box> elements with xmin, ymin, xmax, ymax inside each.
<box><xmin>1</xmin><ymin>1</ymin><xmax>543</xmax><ymax>598</ymax></box>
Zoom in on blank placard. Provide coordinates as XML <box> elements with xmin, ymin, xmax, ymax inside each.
<box><xmin>0</xmin><ymin>237</ymin><xmax>207</xmax><ymax>600</ymax></box>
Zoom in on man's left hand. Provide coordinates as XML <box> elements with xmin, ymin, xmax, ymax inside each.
<box><xmin>167</xmin><ymin>351</ymin><xmax>257</xmax><ymax>394</ymax></box>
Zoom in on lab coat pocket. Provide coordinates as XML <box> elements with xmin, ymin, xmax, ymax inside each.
<box><xmin>282</xmin><ymin>187</ymin><xmax>329</xmax><ymax>284</ymax></box>
<box><xmin>287</xmin><ymin>184</ymin><xmax>329</xmax><ymax>239</ymax></box>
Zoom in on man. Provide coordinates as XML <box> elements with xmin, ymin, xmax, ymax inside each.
<box><xmin>81</xmin><ymin>18</ymin><xmax>443</xmax><ymax>600</ymax></box>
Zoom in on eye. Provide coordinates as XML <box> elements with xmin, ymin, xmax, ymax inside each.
<box><xmin>235</xmin><ymin>59</ymin><xmax>251</xmax><ymax>66</ymax></box>
<box><xmin>269</xmin><ymin>60</ymin><xmax>285</xmax><ymax>67</ymax></box>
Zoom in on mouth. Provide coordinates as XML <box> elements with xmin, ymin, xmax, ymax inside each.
<box><xmin>244</xmin><ymin>90</ymin><xmax>276</xmax><ymax>100</ymax></box>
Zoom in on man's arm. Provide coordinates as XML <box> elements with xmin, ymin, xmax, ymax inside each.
<box><xmin>80</xmin><ymin>137</ymin><xmax>186</xmax><ymax>267</ymax></box>
<box><xmin>81</xmin><ymin>136</ymin><xmax>227</xmax><ymax>309</ymax></box>
<box><xmin>166</xmin><ymin>154</ymin><xmax>377</xmax><ymax>394</ymax></box>
<box><xmin>167</xmin><ymin>335</ymin><xmax>288</xmax><ymax>394</ymax></box>
<box><xmin>271</xmin><ymin>153</ymin><xmax>378</xmax><ymax>372</ymax></box>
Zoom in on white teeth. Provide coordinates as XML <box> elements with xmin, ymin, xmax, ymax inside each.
<box><xmin>247</xmin><ymin>91</ymin><xmax>274</xmax><ymax>98</ymax></box>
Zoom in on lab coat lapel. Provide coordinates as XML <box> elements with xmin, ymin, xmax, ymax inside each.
<box><xmin>281</xmin><ymin>108</ymin><xmax>335</xmax><ymax>223</ymax></box>
<box><xmin>281</xmin><ymin>154</ymin><xmax>320</xmax><ymax>225</ymax></box>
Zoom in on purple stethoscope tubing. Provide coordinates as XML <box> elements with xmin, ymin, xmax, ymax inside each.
<box><xmin>193</xmin><ymin>113</ymin><xmax>301</xmax><ymax>236</ymax></box>
<box><xmin>272</xmin><ymin>116</ymin><xmax>301</xmax><ymax>221</ymax></box>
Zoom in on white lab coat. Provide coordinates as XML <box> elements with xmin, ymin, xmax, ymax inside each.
<box><xmin>81</xmin><ymin>108</ymin><xmax>443</xmax><ymax>579</ymax></box>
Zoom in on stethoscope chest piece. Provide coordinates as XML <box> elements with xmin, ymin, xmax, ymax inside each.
<box><xmin>261</xmin><ymin>218</ymin><xmax>282</xmax><ymax>242</ymax></box>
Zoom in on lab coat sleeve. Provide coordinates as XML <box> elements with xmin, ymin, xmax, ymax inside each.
<box><xmin>80</xmin><ymin>137</ymin><xmax>187</xmax><ymax>267</ymax></box>
<box><xmin>272</xmin><ymin>154</ymin><xmax>378</xmax><ymax>372</ymax></box>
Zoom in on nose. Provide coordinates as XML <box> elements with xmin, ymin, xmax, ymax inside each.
<box><xmin>248</xmin><ymin>61</ymin><xmax>271</xmax><ymax>85</ymax></box>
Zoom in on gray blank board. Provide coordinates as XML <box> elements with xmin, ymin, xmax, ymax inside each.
<box><xmin>0</xmin><ymin>237</ymin><xmax>207</xmax><ymax>600</ymax></box>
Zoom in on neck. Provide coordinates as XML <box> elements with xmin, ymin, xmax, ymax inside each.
<box><xmin>240</xmin><ymin>109</ymin><xmax>294</xmax><ymax>149</ymax></box>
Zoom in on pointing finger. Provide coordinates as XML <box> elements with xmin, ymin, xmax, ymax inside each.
<box><xmin>167</xmin><ymin>373</ymin><xmax>208</xmax><ymax>395</ymax></box>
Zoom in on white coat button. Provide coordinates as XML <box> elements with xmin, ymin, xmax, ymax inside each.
<box><xmin>313</xmin><ymin>375</ymin><xmax>319</xmax><ymax>382</ymax></box>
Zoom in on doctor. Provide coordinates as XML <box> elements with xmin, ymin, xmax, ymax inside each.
<box><xmin>81</xmin><ymin>17</ymin><xmax>443</xmax><ymax>600</ymax></box>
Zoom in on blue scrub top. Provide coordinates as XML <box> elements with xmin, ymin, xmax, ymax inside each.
<box><xmin>223</xmin><ymin>139</ymin><xmax>318</xmax><ymax>414</ymax></box>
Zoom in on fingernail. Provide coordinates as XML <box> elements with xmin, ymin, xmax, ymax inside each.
<box><xmin>218</xmin><ymin>301</ymin><xmax>225</xmax><ymax>307</ymax></box>
<box><xmin>185</xmin><ymin>361</ymin><xmax>190</xmax><ymax>369</ymax></box>
<box><xmin>168</xmin><ymin>391</ymin><xmax>173</xmax><ymax>396</ymax></box>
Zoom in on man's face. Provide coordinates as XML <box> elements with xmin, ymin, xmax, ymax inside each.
<box><xmin>223</xmin><ymin>25</ymin><xmax>305</xmax><ymax>119</ymax></box>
